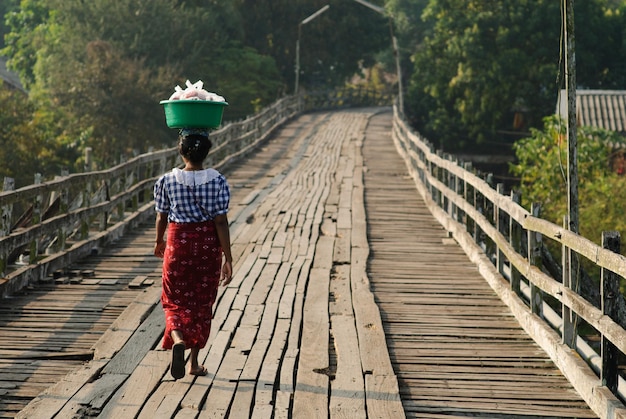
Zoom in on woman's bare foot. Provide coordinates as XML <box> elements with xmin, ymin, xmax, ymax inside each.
<box><xmin>189</xmin><ymin>365</ymin><xmax>208</xmax><ymax>376</ymax></box>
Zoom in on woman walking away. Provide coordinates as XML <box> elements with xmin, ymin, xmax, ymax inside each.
<box><xmin>153</xmin><ymin>128</ymin><xmax>233</xmax><ymax>379</ymax></box>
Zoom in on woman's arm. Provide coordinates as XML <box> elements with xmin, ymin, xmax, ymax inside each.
<box><xmin>154</xmin><ymin>211</ymin><xmax>168</xmax><ymax>258</ymax></box>
<box><xmin>214</xmin><ymin>213</ymin><xmax>233</xmax><ymax>285</ymax></box>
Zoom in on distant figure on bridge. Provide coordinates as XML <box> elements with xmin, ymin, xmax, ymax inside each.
<box><xmin>153</xmin><ymin>128</ymin><xmax>234</xmax><ymax>379</ymax></box>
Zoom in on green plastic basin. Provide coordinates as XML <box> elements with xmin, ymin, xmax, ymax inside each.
<box><xmin>160</xmin><ymin>99</ymin><xmax>228</xmax><ymax>129</ymax></box>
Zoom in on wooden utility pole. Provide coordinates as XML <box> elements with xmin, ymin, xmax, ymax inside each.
<box><xmin>563</xmin><ymin>0</ymin><xmax>580</xmax><ymax>348</ymax></box>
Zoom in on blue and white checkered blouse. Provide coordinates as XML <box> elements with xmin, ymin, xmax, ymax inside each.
<box><xmin>154</xmin><ymin>168</ymin><xmax>230</xmax><ymax>223</ymax></box>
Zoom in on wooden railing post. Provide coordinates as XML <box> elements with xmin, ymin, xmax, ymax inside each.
<box><xmin>30</xmin><ymin>174</ymin><xmax>43</xmax><ymax>263</ymax></box>
<box><xmin>529</xmin><ymin>203</ymin><xmax>544</xmax><ymax>317</ymax></box>
<box><xmin>33</xmin><ymin>174</ymin><xmax>43</xmax><ymax>225</ymax></box>
<box><xmin>601</xmin><ymin>231</ymin><xmax>620</xmax><ymax>392</ymax></box>
<box><xmin>463</xmin><ymin>162</ymin><xmax>476</xmax><ymax>240</ymax></box>
<box><xmin>142</xmin><ymin>147</ymin><xmax>154</xmax><ymax>203</ymax></box>
<box><xmin>99</xmin><ymin>179</ymin><xmax>110</xmax><ymax>232</ymax></box>
<box><xmin>125</xmin><ymin>166</ymin><xmax>138</xmax><ymax>213</ymax></box>
<box><xmin>84</xmin><ymin>147</ymin><xmax>93</xmax><ymax>172</ymax></box>
<box><xmin>510</xmin><ymin>190</ymin><xmax>522</xmax><ymax>295</ymax></box>
<box><xmin>495</xmin><ymin>183</ymin><xmax>505</xmax><ymax>276</ymax></box>
<box><xmin>435</xmin><ymin>150</ymin><xmax>443</xmax><ymax>207</ymax></box>
<box><xmin>1</xmin><ymin>177</ymin><xmax>15</xmax><ymax>236</ymax></box>
<box><xmin>562</xmin><ymin>215</ymin><xmax>575</xmax><ymax>347</ymax></box>
<box><xmin>0</xmin><ymin>177</ymin><xmax>15</xmax><ymax>275</ymax></box>
<box><xmin>484</xmin><ymin>175</ymin><xmax>495</xmax><ymax>259</ymax></box>
<box><xmin>455</xmin><ymin>161</ymin><xmax>464</xmax><ymax>223</ymax></box>
<box><xmin>443</xmin><ymin>153</ymin><xmax>452</xmax><ymax>216</ymax></box>
<box><xmin>80</xmin><ymin>150</ymin><xmax>93</xmax><ymax>240</ymax></box>
<box><xmin>57</xmin><ymin>169</ymin><xmax>69</xmax><ymax>251</ymax></box>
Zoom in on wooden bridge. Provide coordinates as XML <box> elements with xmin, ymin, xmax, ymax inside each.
<box><xmin>2</xmin><ymin>101</ymin><xmax>626</xmax><ymax>418</ymax></box>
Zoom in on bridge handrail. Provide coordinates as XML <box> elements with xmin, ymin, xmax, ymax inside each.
<box><xmin>0</xmin><ymin>87</ymin><xmax>391</xmax><ymax>297</ymax></box>
<box><xmin>0</xmin><ymin>95</ymin><xmax>303</xmax><ymax>296</ymax></box>
<box><xmin>392</xmin><ymin>107</ymin><xmax>626</xmax><ymax>418</ymax></box>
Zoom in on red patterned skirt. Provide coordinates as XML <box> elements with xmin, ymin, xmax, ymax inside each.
<box><xmin>161</xmin><ymin>220</ymin><xmax>222</xmax><ymax>350</ymax></box>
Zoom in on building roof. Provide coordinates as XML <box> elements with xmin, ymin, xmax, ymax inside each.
<box><xmin>557</xmin><ymin>89</ymin><xmax>626</xmax><ymax>133</ymax></box>
<box><xmin>0</xmin><ymin>56</ymin><xmax>25</xmax><ymax>92</ymax></box>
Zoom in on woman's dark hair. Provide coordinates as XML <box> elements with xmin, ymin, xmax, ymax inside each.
<box><xmin>178</xmin><ymin>134</ymin><xmax>212</xmax><ymax>164</ymax></box>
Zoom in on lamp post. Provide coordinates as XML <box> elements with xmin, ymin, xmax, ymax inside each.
<box><xmin>352</xmin><ymin>0</ymin><xmax>403</xmax><ymax>114</ymax></box>
<box><xmin>295</xmin><ymin>5</ymin><xmax>330</xmax><ymax>95</ymax></box>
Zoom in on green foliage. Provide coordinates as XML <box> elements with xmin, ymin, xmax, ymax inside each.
<box><xmin>404</xmin><ymin>0</ymin><xmax>626</xmax><ymax>152</ymax></box>
<box><xmin>1</xmin><ymin>0</ymin><xmax>50</xmax><ymax>89</ymax></box>
<box><xmin>235</xmin><ymin>0</ymin><xmax>389</xmax><ymax>92</ymax></box>
<box><xmin>2</xmin><ymin>0</ymin><xmax>284</xmax><ymax>169</ymax></box>
<box><xmin>406</xmin><ymin>0</ymin><xmax>561</xmax><ymax>151</ymax></box>
<box><xmin>510</xmin><ymin>116</ymin><xmax>626</xmax><ymax>243</ymax></box>
<box><xmin>0</xmin><ymin>0</ymin><xmax>19</xmax><ymax>49</ymax></box>
<box><xmin>575</xmin><ymin>1</ymin><xmax>626</xmax><ymax>89</ymax></box>
<box><xmin>205</xmin><ymin>43</ymin><xmax>283</xmax><ymax>120</ymax></box>
<box><xmin>0</xmin><ymin>85</ymin><xmax>80</xmax><ymax>187</ymax></box>
<box><xmin>2</xmin><ymin>0</ymin><xmax>626</xmax><ymax>184</ymax></box>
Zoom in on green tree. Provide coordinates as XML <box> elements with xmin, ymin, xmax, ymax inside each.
<box><xmin>203</xmin><ymin>43</ymin><xmax>283</xmax><ymax>120</ymax></box>
<box><xmin>574</xmin><ymin>0</ymin><xmax>626</xmax><ymax>89</ymax></box>
<box><xmin>235</xmin><ymin>0</ymin><xmax>389</xmax><ymax>92</ymax></box>
<box><xmin>510</xmin><ymin>116</ymin><xmax>626</xmax><ymax>242</ymax></box>
<box><xmin>407</xmin><ymin>0</ymin><xmax>562</xmax><ymax>151</ymax></box>
<box><xmin>3</xmin><ymin>0</ymin><xmax>284</xmax><ymax>168</ymax></box>
<box><xmin>0</xmin><ymin>85</ymin><xmax>79</xmax><ymax>187</ymax></box>
<box><xmin>0</xmin><ymin>0</ymin><xmax>20</xmax><ymax>49</ymax></box>
<box><xmin>404</xmin><ymin>0</ymin><xmax>626</xmax><ymax>152</ymax></box>
<box><xmin>2</xmin><ymin>0</ymin><xmax>49</xmax><ymax>89</ymax></box>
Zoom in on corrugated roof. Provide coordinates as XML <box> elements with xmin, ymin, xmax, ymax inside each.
<box><xmin>0</xmin><ymin>56</ymin><xmax>25</xmax><ymax>92</ymax></box>
<box><xmin>577</xmin><ymin>90</ymin><xmax>626</xmax><ymax>132</ymax></box>
<box><xmin>557</xmin><ymin>89</ymin><xmax>626</xmax><ymax>133</ymax></box>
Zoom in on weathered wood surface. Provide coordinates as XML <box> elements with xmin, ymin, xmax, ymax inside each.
<box><xmin>363</xmin><ymin>112</ymin><xmax>595</xmax><ymax>418</ymax></box>
<box><xmin>3</xmin><ymin>108</ymin><xmax>595</xmax><ymax>418</ymax></box>
<box><xmin>12</xmin><ymin>109</ymin><xmax>403</xmax><ymax>418</ymax></box>
<box><xmin>0</xmin><ymin>228</ymin><xmax>163</xmax><ymax>418</ymax></box>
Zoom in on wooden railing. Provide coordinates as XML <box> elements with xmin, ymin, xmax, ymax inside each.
<box><xmin>0</xmin><ymin>88</ymin><xmax>392</xmax><ymax>298</ymax></box>
<box><xmin>0</xmin><ymin>95</ymin><xmax>303</xmax><ymax>297</ymax></box>
<box><xmin>391</xmin><ymin>107</ymin><xmax>626</xmax><ymax>418</ymax></box>
<box><xmin>303</xmin><ymin>86</ymin><xmax>394</xmax><ymax>110</ymax></box>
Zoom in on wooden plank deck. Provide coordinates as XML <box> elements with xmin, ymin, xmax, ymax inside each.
<box><xmin>2</xmin><ymin>108</ymin><xmax>595</xmax><ymax>418</ymax></box>
<box><xmin>362</xmin><ymin>112</ymin><xmax>595</xmax><ymax>418</ymax></box>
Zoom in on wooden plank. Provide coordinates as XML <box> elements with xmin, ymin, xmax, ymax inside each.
<box><xmin>237</xmin><ymin>258</ymin><xmax>266</xmax><ymax>297</ymax></box>
<box><xmin>128</xmin><ymin>275</ymin><xmax>149</xmax><ymax>288</ymax></box>
<box><xmin>253</xmin><ymin>319</ymin><xmax>290</xmax><ymax>413</ymax></box>
<box><xmin>93</xmin><ymin>284</ymin><xmax>161</xmax><ymax>359</ymax></box>
<box><xmin>55</xmin><ymin>373</ymin><xmax>127</xmax><ymax>415</ymax></box>
<box><xmin>101</xmin><ymin>304</ymin><xmax>164</xmax><ymax>375</ymax></box>
<box><xmin>15</xmin><ymin>360</ymin><xmax>108</xmax><ymax>419</ymax></box>
<box><xmin>96</xmin><ymin>350</ymin><xmax>169</xmax><ymax>418</ymax></box>
<box><xmin>229</xmin><ymin>381</ymin><xmax>255</xmax><ymax>418</ymax></box>
<box><xmin>293</xmin><ymin>268</ymin><xmax>330</xmax><ymax>418</ymax></box>
<box><xmin>365</xmin><ymin>374</ymin><xmax>405</xmax><ymax>419</ymax></box>
<box><xmin>180</xmin><ymin>329</ymin><xmax>232</xmax><ymax>410</ymax></box>
<box><xmin>329</xmin><ymin>315</ymin><xmax>366</xmax><ymax>419</ymax></box>
<box><xmin>246</xmin><ymin>262</ymin><xmax>279</xmax><ymax>306</ymax></box>
<box><xmin>199</xmin><ymin>350</ymin><xmax>247</xmax><ymax>417</ymax></box>
<box><xmin>333</xmin><ymin>228</ymin><xmax>351</xmax><ymax>265</ymax></box>
<box><xmin>239</xmin><ymin>338</ymin><xmax>270</xmax><ymax>382</ymax></box>
<box><xmin>239</xmin><ymin>304</ymin><xmax>264</xmax><ymax>327</ymax></box>
<box><xmin>136</xmin><ymin>382</ymin><xmax>179</xmax><ymax>419</ymax></box>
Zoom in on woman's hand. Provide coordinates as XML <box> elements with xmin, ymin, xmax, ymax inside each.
<box><xmin>154</xmin><ymin>241</ymin><xmax>166</xmax><ymax>258</ymax></box>
<box><xmin>154</xmin><ymin>212</ymin><xmax>168</xmax><ymax>259</ymax></box>
<box><xmin>220</xmin><ymin>260</ymin><xmax>233</xmax><ymax>286</ymax></box>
